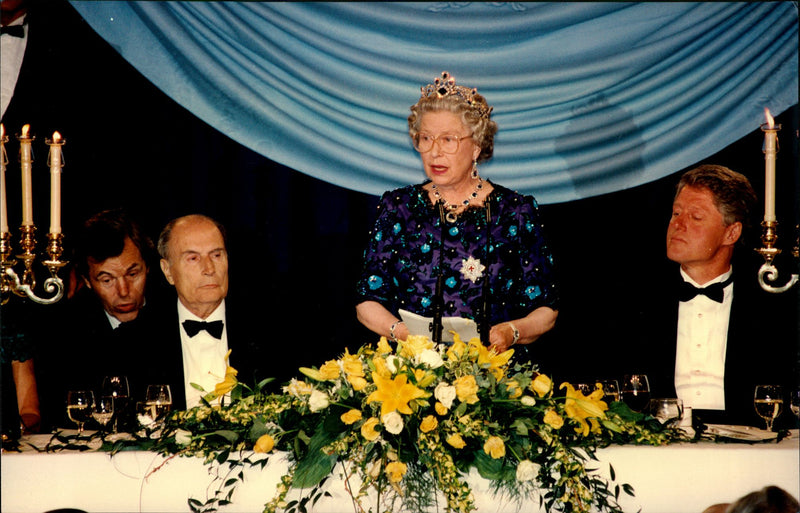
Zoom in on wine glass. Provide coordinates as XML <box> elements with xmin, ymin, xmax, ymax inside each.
<box><xmin>621</xmin><ymin>374</ymin><xmax>651</xmax><ymax>412</ymax></box>
<box><xmin>66</xmin><ymin>390</ymin><xmax>94</xmax><ymax>433</ymax></box>
<box><xmin>102</xmin><ymin>375</ymin><xmax>130</xmax><ymax>433</ymax></box>
<box><xmin>754</xmin><ymin>385</ymin><xmax>783</xmax><ymax>431</ymax></box>
<box><xmin>649</xmin><ymin>398</ymin><xmax>684</xmax><ymax>426</ymax></box>
<box><xmin>145</xmin><ymin>384</ymin><xmax>172</xmax><ymax>421</ymax></box>
<box><xmin>92</xmin><ymin>395</ymin><xmax>115</xmax><ymax>431</ymax></box>
<box><xmin>599</xmin><ymin>380</ymin><xmax>620</xmax><ymax>402</ymax></box>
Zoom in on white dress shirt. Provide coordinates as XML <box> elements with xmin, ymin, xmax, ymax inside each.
<box><xmin>1</xmin><ymin>15</ymin><xmax>28</xmax><ymax>118</ymax></box>
<box><xmin>674</xmin><ymin>267</ymin><xmax>733</xmax><ymax>410</ymax></box>
<box><xmin>177</xmin><ymin>300</ymin><xmax>229</xmax><ymax>408</ymax></box>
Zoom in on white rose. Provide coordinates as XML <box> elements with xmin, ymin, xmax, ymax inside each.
<box><xmin>381</xmin><ymin>411</ymin><xmax>404</xmax><ymax>435</ymax></box>
<box><xmin>520</xmin><ymin>395</ymin><xmax>536</xmax><ymax>407</ymax></box>
<box><xmin>308</xmin><ymin>390</ymin><xmax>330</xmax><ymax>412</ymax></box>
<box><xmin>516</xmin><ymin>459</ymin><xmax>540</xmax><ymax>482</ymax></box>
<box><xmin>434</xmin><ymin>382</ymin><xmax>457</xmax><ymax>409</ymax></box>
<box><xmin>386</xmin><ymin>355</ymin><xmax>401</xmax><ymax>374</ymax></box>
<box><xmin>174</xmin><ymin>429</ymin><xmax>193</xmax><ymax>445</ymax></box>
<box><xmin>418</xmin><ymin>349</ymin><xmax>444</xmax><ymax>369</ymax></box>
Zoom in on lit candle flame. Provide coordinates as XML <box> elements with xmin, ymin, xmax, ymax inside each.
<box><xmin>53</xmin><ymin>131</ymin><xmax>62</xmax><ymax>143</ymax></box>
<box><xmin>764</xmin><ymin>108</ymin><xmax>774</xmax><ymax>129</ymax></box>
<box><xmin>21</xmin><ymin>124</ymin><xmax>30</xmax><ymax>137</ymax></box>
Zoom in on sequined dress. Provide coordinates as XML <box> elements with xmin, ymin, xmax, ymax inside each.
<box><xmin>356</xmin><ymin>181</ymin><xmax>557</xmax><ymax>332</ymax></box>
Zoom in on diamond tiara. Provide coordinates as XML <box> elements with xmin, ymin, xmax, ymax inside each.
<box><xmin>420</xmin><ymin>71</ymin><xmax>492</xmax><ymax>119</ymax></box>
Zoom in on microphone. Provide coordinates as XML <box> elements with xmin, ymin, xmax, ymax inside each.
<box><xmin>432</xmin><ymin>200</ymin><xmax>446</xmax><ymax>344</ymax></box>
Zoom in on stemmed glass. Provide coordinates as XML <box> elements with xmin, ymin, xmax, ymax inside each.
<box><xmin>791</xmin><ymin>388</ymin><xmax>800</xmax><ymax>421</ymax></box>
<box><xmin>66</xmin><ymin>390</ymin><xmax>94</xmax><ymax>434</ymax></box>
<box><xmin>754</xmin><ymin>385</ymin><xmax>783</xmax><ymax>431</ymax></box>
<box><xmin>599</xmin><ymin>380</ymin><xmax>620</xmax><ymax>402</ymax></box>
<box><xmin>621</xmin><ymin>374</ymin><xmax>651</xmax><ymax>412</ymax></box>
<box><xmin>92</xmin><ymin>395</ymin><xmax>115</xmax><ymax>431</ymax></box>
<box><xmin>102</xmin><ymin>375</ymin><xmax>130</xmax><ymax>433</ymax></box>
<box><xmin>145</xmin><ymin>384</ymin><xmax>173</xmax><ymax>421</ymax></box>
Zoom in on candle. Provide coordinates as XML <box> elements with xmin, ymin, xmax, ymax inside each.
<box><xmin>761</xmin><ymin>108</ymin><xmax>779</xmax><ymax>223</ymax></box>
<box><xmin>1</xmin><ymin>124</ymin><xmax>8</xmax><ymax>233</ymax></box>
<box><xmin>47</xmin><ymin>131</ymin><xmax>65</xmax><ymax>234</ymax></box>
<box><xmin>18</xmin><ymin>124</ymin><xmax>34</xmax><ymax>226</ymax></box>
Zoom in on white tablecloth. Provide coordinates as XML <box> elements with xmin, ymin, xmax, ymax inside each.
<box><xmin>2</xmin><ymin>434</ymin><xmax>798</xmax><ymax>513</ymax></box>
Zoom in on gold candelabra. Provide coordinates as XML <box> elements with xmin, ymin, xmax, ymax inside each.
<box><xmin>0</xmin><ymin>125</ymin><xmax>68</xmax><ymax>305</ymax></box>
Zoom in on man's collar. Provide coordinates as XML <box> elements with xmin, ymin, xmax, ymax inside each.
<box><xmin>177</xmin><ymin>299</ymin><xmax>226</xmax><ymax>323</ymax></box>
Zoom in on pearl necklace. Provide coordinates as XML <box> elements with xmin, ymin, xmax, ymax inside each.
<box><xmin>432</xmin><ymin>178</ymin><xmax>483</xmax><ymax>223</ymax></box>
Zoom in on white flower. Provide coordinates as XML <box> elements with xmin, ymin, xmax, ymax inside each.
<box><xmin>381</xmin><ymin>411</ymin><xmax>404</xmax><ymax>434</ymax></box>
<box><xmin>175</xmin><ymin>429</ymin><xmax>193</xmax><ymax>445</ymax></box>
<box><xmin>459</xmin><ymin>256</ymin><xmax>485</xmax><ymax>284</ymax></box>
<box><xmin>520</xmin><ymin>395</ymin><xmax>536</xmax><ymax>407</ymax></box>
<box><xmin>386</xmin><ymin>355</ymin><xmax>401</xmax><ymax>374</ymax></box>
<box><xmin>516</xmin><ymin>459</ymin><xmax>540</xmax><ymax>482</ymax></box>
<box><xmin>308</xmin><ymin>390</ymin><xmax>330</xmax><ymax>412</ymax></box>
<box><xmin>434</xmin><ymin>382</ymin><xmax>457</xmax><ymax>409</ymax></box>
<box><xmin>418</xmin><ymin>349</ymin><xmax>444</xmax><ymax>369</ymax></box>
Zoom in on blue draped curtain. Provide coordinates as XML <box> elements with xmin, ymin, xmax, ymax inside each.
<box><xmin>69</xmin><ymin>1</ymin><xmax>798</xmax><ymax>203</ymax></box>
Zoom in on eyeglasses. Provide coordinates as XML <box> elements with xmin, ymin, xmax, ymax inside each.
<box><xmin>413</xmin><ymin>132</ymin><xmax>473</xmax><ymax>154</ymax></box>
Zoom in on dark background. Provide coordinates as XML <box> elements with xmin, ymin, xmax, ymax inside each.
<box><xmin>3</xmin><ymin>1</ymin><xmax>798</xmax><ymax>382</ymax></box>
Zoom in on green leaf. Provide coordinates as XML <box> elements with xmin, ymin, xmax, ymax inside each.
<box><xmin>474</xmin><ymin>449</ymin><xmax>504</xmax><ymax>480</ymax></box>
<box><xmin>291</xmin><ymin>429</ymin><xmax>338</xmax><ymax>488</ymax></box>
<box><xmin>203</xmin><ymin>430</ymin><xmax>240</xmax><ymax>443</ymax></box>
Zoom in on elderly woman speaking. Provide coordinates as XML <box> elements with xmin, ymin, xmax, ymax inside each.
<box><xmin>356</xmin><ymin>72</ymin><xmax>558</xmax><ymax>354</ymax></box>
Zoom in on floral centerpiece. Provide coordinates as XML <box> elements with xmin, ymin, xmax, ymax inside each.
<box><xmin>145</xmin><ymin>335</ymin><xmax>683</xmax><ymax>513</ymax></box>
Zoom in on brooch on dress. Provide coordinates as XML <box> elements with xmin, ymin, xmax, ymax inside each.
<box><xmin>459</xmin><ymin>256</ymin><xmax>485</xmax><ymax>283</ymax></box>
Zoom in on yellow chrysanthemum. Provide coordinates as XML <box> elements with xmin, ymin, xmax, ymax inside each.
<box><xmin>419</xmin><ymin>415</ymin><xmax>438</xmax><ymax>433</ymax></box>
<box><xmin>561</xmin><ymin>382</ymin><xmax>608</xmax><ymax>436</ymax></box>
<box><xmin>366</xmin><ymin>372</ymin><xmax>426</xmax><ymax>416</ymax></box>
<box><xmin>361</xmin><ymin>417</ymin><xmax>380</xmax><ymax>441</ymax></box>
<box><xmin>253</xmin><ymin>434</ymin><xmax>274</xmax><ymax>453</ymax></box>
<box><xmin>543</xmin><ymin>409</ymin><xmax>564</xmax><ymax>429</ymax></box>
<box><xmin>319</xmin><ymin>360</ymin><xmax>340</xmax><ymax>380</ymax></box>
<box><xmin>435</xmin><ymin>401</ymin><xmax>448</xmax><ymax>416</ymax></box>
<box><xmin>483</xmin><ymin>436</ymin><xmax>506</xmax><ymax>459</ymax></box>
<box><xmin>530</xmin><ymin>373</ymin><xmax>553</xmax><ymax>398</ymax></box>
<box><xmin>399</xmin><ymin>334</ymin><xmax>434</xmax><ymax>359</ymax></box>
<box><xmin>340</xmin><ymin>409</ymin><xmax>362</xmax><ymax>425</ymax></box>
<box><xmin>385</xmin><ymin>461</ymin><xmax>407</xmax><ymax>483</ymax></box>
<box><xmin>454</xmin><ymin>375</ymin><xmax>479</xmax><ymax>404</ymax></box>
<box><xmin>446</xmin><ymin>433</ymin><xmax>467</xmax><ymax>449</ymax></box>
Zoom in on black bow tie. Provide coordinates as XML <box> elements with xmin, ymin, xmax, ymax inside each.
<box><xmin>182</xmin><ymin>319</ymin><xmax>224</xmax><ymax>339</ymax></box>
<box><xmin>678</xmin><ymin>275</ymin><xmax>733</xmax><ymax>303</ymax></box>
<box><xmin>1</xmin><ymin>25</ymin><xmax>25</xmax><ymax>38</ymax></box>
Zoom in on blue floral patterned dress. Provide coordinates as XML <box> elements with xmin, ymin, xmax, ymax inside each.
<box><xmin>356</xmin><ymin>181</ymin><xmax>557</xmax><ymax>335</ymax></box>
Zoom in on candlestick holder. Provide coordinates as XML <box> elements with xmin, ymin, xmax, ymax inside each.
<box><xmin>755</xmin><ymin>220</ymin><xmax>799</xmax><ymax>293</ymax></box>
<box><xmin>0</xmin><ymin>225</ymin><xmax>68</xmax><ymax>305</ymax></box>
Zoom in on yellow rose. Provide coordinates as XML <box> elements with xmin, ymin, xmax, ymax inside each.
<box><xmin>319</xmin><ymin>360</ymin><xmax>340</xmax><ymax>380</ymax></box>
<box><xmin>253</xmin><ymin>434</ymin><xmax>274</xmax><ymax>453</ymax></box>
<box><xmin>531</xmin><ymin>373</ymin><xmax>553</xmax><ymax>398</ymax></box>
<box><xmin>376</xmin><ymin>337</ymin><xmax>394</xmax><ymax>355</ymax></box>
<box><xmin>454</xmin><ymin>375</ymin><xmax>479</xmax><ymax>404</ymax></box>
<box><xmin>385</xmin><ymin>461</ymin><xmax>407</xmax><ymax>483</ymax></box>
<box><xmin>419</xmin><ymin>415</ymin><xmax>438</xmax><ymax>433</ymax></box>
<box><xmin>483</xmin><ymin>436</ymin><xmax>506</xmax><ymax>459</ymax></box>
<box><xmin>361</xmin><ymin>417</ymin><xmax>380</xmax><ymax>441</ymax></box>
<box><xmin>435</xmin><ymin>402</ymin><xmax>448</xmax><ymax>416</ymax></box>
<box><xmin>543</xmin><ymin>409</ymin><xmax>564</xmax><ymax>429</ymax></box>
<box><xmin>347</xmin><ymin>375</ymin><xmax>367</xmax><ymax>391</ymax></box>
<box><xmin>399</xmin><ymin>334</ymin><xmax>434</xmax><ymax>359</ymax></box>
<box><xmin>446</xmin><ymin>433</ymin><xmax>467</xmax><ymax>449</ymax></box>
<box><xmin>341</xmin><ymin>349</ymin><xmax>365</xmax><ymax>378</ymax></box>
<box><xmin>340</xmin><ymin>409</ymin><xmax>362</xmax><ymax>425</ymax></box>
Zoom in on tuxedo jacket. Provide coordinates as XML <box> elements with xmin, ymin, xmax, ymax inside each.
<box><xmin>621</xmin><ymin>261</ymin><xmax>798</xmax><ymax>427</ymax></box>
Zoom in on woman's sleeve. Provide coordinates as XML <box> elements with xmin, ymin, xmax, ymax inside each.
<box><xmin>515</xmin><ymin>195</ymin><xmax>559</xmax><ymax>310</ymax></box>
<box><xmin>355</xmin><ymin>192</ymin><xmax>398</xmax><ymax>307</ymax></box>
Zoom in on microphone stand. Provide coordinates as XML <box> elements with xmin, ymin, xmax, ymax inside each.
<box><xmin>431</xmin><ymin>201</ymin><xmax>446</xmax><ymax>344</ymax></box>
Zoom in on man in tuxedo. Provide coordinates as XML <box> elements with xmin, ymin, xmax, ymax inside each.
<box><xmin>633</xmin><ymin>164</ymin><xmax>797</xmax><ymax>428</ymax></box>
<box><xmin>157</xmin><ymin>214</ymin><xmax>267</xmax><ymax>410</ymax></box>
<box><xmin>38</xmin><ymin>208</ymin><xmax>161</xmax><ymax>430</ymax></box>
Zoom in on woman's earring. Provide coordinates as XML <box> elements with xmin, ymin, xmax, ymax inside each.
<box><xmin>471</xmin><ymin>160</ymin><xmax>479</xmax><ymax>179</ymax></box>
